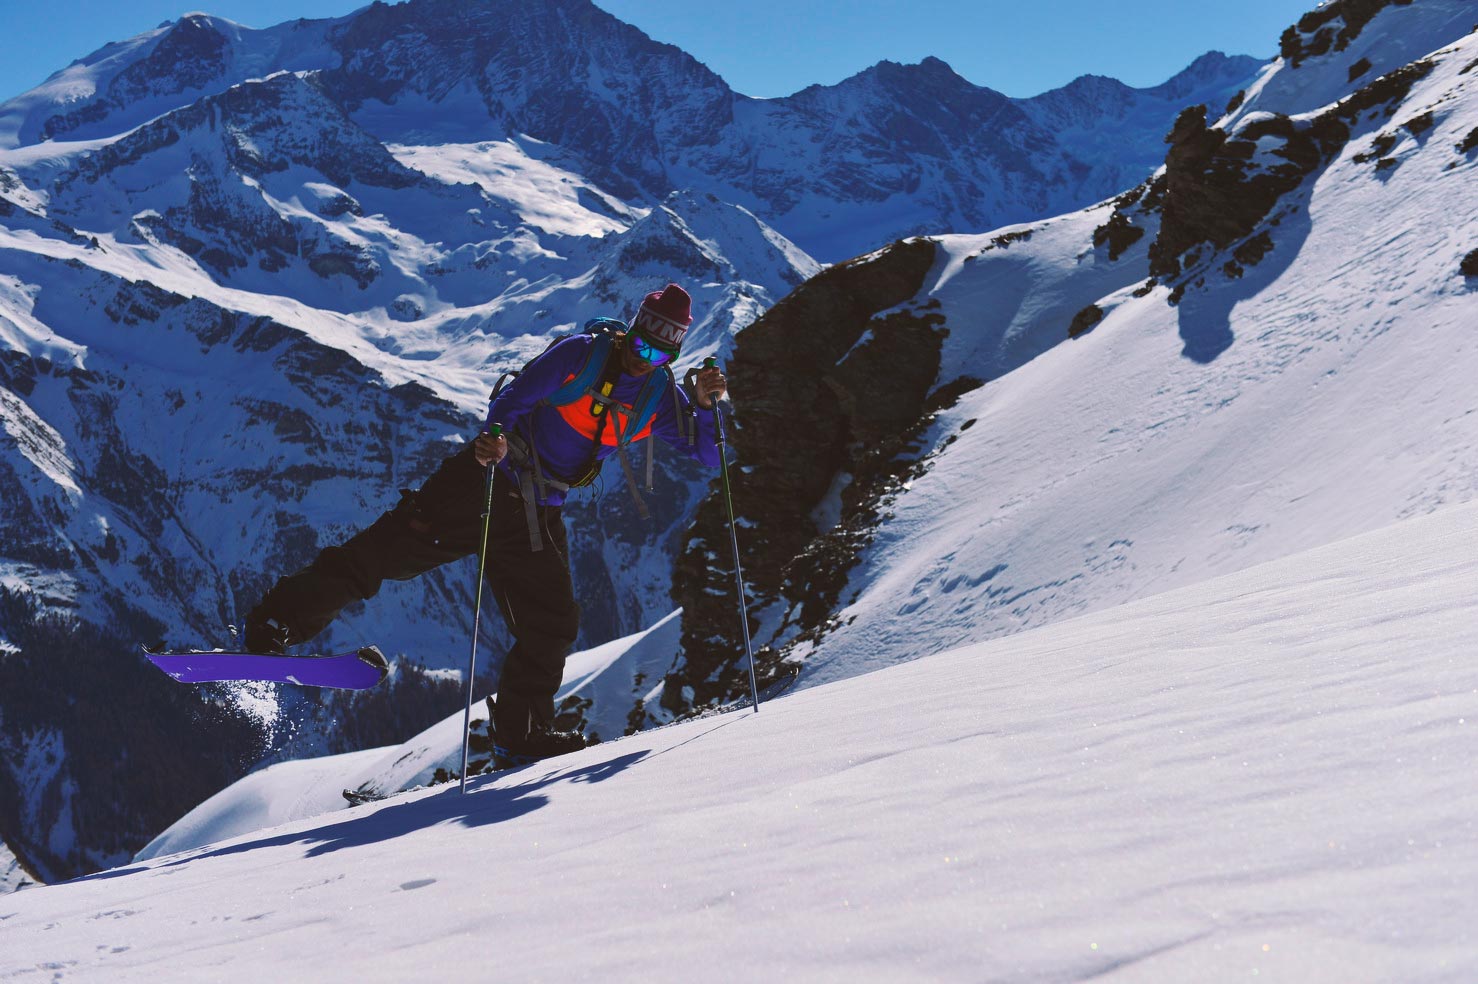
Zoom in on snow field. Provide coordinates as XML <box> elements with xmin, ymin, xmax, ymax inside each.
<box><xmin>3</xmin><ymin>500</ymin><xmax>1477</xmax><ymax>982</ymax></box>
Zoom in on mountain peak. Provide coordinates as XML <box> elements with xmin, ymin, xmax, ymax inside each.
<box><xmin>839</xmin><ymin>55</ymin><xmax>980</xmax><ymax>90</ymax></box>
<box><xmin>1148</xmin><ymin>50</ymin><xmax>1265</xmax><ymax>100</ymax></box>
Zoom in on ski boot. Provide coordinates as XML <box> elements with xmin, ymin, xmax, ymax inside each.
<box><xmin>243</xmin><ymin>616</ymin><xmax>292</xmax><ymax>656</ymax></box>
<box><xmin>491</xmin><ymin>721</ymin><xmax>588</xmax><ymax>771</ymax></box>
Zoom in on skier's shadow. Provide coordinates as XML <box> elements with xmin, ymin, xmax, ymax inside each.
<box><xmin>79</xmin><ymin>750</ymin><xmax>650</xmax><ymax>881</ymax></box>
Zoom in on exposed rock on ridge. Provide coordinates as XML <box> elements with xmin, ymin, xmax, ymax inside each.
<box><xmin>663</xmin><ymin>238</ymin><xmax>951</xmax><ymax>714</ymax></box>
<box><xmin>1280</xmin><ymin>0</ymin><xmax>1416</xmax><ymax>67</ymax></box>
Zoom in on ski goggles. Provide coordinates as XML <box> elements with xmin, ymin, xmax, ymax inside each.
<box><xmin>629</xmin><ymin>332</ymin><xmax>676</xmax><ymax>368</ymax></box>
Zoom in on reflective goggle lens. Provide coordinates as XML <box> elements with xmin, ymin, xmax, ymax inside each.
<box><xmin>631</xmin><ymin>334</ymin><xmax>675</xmax><ymax>367</ymax></box>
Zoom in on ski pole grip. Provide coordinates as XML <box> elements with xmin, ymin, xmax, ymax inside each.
<box><xmin>702</xmin><ymin>360</ymin><xmax>728</xmax><ymax>446</ymax></box>
<box><xmin>700</xmin><ymin>357</ymin><xmax>725</xmax><ymax>409</ymax></box>
<box><xmin>487</xmin><ymin>422</ymin><xmax>502</xmax><ymax>437</ymax></box>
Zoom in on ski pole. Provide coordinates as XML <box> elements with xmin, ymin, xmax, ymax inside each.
<box><xmin>703</xmin><ymin>358</ymin><xmax>760</xmax><ymax>713</ymax></box>
<box><xmin>461</xmin><ymin>421</ymin><xmax>503</xmax><ymax>794</ymax></box>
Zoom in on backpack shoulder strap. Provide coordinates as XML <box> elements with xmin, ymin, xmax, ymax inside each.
<box><xmin>618</xmin><ymin>365</ymin><xmax>674</xmax><ymax>448</ymax></box>
<box><xmin>543</xmin><ymin>331</ymin><xmax>615</xmax><ymax>407</ymax></box>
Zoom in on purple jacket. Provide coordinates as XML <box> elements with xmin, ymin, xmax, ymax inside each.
<box><xmin>489</xmin><ymin>334</ymin><xmax>721</xmax><ymax>505</ymax></box>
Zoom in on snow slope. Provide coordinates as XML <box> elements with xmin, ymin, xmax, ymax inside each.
<box><xmin>6</xmin><ymin>500</ymin><xmax>1477</xmax><ymax>981</ymax></box>
<box><xmin>783</xmin><ymin>15</ymin><xmax>1478</xmax><ymax>689</ymax></box>
<box><xmin>1224</xmin><ymin>0</ymin><xmax>1478</xmax><ymax>127</ymax></box>
<box><xmin>135</xmin><ymin>610</ymin><xmax>688</xmax><ymax>859</ymax></box>
<box><xmin>2</xmin><ymin>0</ymin><xmax>1463</xmax><ymax>887</ymax></box>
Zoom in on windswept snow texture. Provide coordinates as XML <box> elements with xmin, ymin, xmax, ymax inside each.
<box><xmin>5</xmin><ymin>502</ymin><xmax>1478</xmax><ymax>981</ymax></box>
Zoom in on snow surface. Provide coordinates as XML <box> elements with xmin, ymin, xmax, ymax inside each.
<box><xmin>387</xmin><ymin>138</ymin><xmax>639</xmax><ymax>239</ymax></box>
<box><xmin>5</xmin><ymin>501</ymin><xmax>1478</xmax><ymax>980</ymax></box>
<box><xmin>136</xmin><ymin>610</ymin><xmax>689</xmax><ymax>859</ymax></box>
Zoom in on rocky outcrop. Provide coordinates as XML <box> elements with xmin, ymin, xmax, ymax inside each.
<box><xmin>1092</xmin><ymin>209</ymin><xmax>1146</xmax><ymax>261</ymax></box>
<box><xmin>661</xmin><ymin>238</ymin><xmax>954</xmax><ymax>714</ymax></box>
<box><xmin>1145</xmin><ymin>58</ymin><xmax>1434</xmax><ymax>289</ymax></box>
<box><xmin>1279</xmin><ymin>0</ymin><xmax>1415</xmax><ymax>68</ymax></box>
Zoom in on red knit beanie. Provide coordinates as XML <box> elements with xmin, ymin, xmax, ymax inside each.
<box><xmin>631</xmin><ymin>283</ymin><xmax>692</xmax><ymax>351</ymax></box>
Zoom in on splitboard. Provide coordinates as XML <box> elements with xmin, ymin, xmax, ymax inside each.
<box><xmin>142</xmin><ymin>645</ymin><xmax>390</xmax><ymax>691</ymax></box>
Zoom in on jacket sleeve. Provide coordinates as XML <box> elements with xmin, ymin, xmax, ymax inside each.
<box><xmin>485</xmin><ymin>335</ymin><xmax>591</xmax><ymax>435</ymax></box>
<box><xmin>649</xmin><ymin>373</ymin><xmax>722</xmax><ymax>468</ymax></box>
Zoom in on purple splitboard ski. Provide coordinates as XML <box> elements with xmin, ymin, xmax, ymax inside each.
<box><xmin>142</xmin><ymin>646</ymin><xmax>390</xmax><ymax>690</ymax></box>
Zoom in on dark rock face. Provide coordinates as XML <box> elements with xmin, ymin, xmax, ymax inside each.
<box><xmin>1068</xmin><ymin>304</ymin><xmax>1105</xmax><ymax>338</ymax></box>
<box><xmin>1279</xmin><ymin>0</ymin><xmax>1415</xmax><ymax>67</ymax></box>
<box><xmin>1461</xmin><ymin>248</ymin><xmax>1478</xmax><ymax>278</ymax></box>
<box><xmin>1148</xmin><ymin>105</ymin><xmax>1318</xmax><ymax>280</ymax></box>
<box><xmin>322</xmin><ymin>0</ymin><xmax>732</xmax><ymax>195</ymax></box>
<box><xmin>662</xmin><ymin>238</ymin><xmax>949</xmax><ymax>715</ymax></box>
<box><xmin>1146</xmin><ymin>59</ymin><xmax>1434</xmax><ymax>285</ymax></box>
<box><xmin>769</xmin><ymin>58</ymin><xmax>1049</xmax><ymax>207</ymax></box>
<box><xmin>1092</xmin><ymin>210</ymin><xmax>1145</xmax><ymax>261</ymax></box>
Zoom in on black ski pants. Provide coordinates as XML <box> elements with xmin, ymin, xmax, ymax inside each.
<box><xmin>249</xmin><ymin>447</ymin><xmax>579</xmax><ymax>734</ymax></box>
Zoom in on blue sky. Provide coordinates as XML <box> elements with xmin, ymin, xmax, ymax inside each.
<box><xmin>0</xmin><ymin>0</ymin><xmax>1317</xmax><ymax>102</ymax></box>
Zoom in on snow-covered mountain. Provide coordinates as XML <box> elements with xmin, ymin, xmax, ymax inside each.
<box><xmin>0</xmin><ymin>0</ymin><xmax>1260</xmax><ymax>262</ymax></box>
<box><xmin>0</xmin><ymin>0</ymin><xmax>1264</xmax><ymax>881</ymax></box>
<box><xmin>667</xmin><ymin>0</ymin><xmax>1478</xmax><ymax>709</ymax></box>
<box><xmin>6</xmin><ymin>498</ymin><xmax>1478</xmax><ymax>979</ymax></box>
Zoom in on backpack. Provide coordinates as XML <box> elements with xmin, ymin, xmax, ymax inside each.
<box><xmin>541</xmin><ymin>318</ymin><xmax>674</xmax><ymax>464</ymax></box>
<box><xmin>489</xmin><ymin>318</ymin><xmax>694</xmax><ymax>550</ymax></box>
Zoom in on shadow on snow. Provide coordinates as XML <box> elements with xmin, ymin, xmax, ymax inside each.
<box><xmin>75</xmin><ymin>747</ymin><xmax>668</xmax><ymax>882</ymax></box>
<box><xmin>1174</xmin><ymin>189</ymin><xmax>1315</xmax><ymax>364</ymax></box>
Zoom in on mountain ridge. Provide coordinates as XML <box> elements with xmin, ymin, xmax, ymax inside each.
<box><xmin>0</xmin><ymin>0</ymin><xmax>1261</xmax><ymax>261</ymax></box>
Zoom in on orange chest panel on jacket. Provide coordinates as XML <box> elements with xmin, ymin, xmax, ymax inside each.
<box><xmin>552</xmin><ymin>375</ymin><xmax>655</xmax><ymax>446</ymax></box>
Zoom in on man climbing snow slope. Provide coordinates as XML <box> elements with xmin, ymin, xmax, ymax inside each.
<box><xmin>244</xmin><ymin>284</ymin><xmax>728</xmax><ymax>767</ymax></box>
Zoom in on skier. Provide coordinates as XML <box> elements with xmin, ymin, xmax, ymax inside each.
<box><xmin>243</xmin><ymin>284</ymin><xmax>727</xmax><ymax>765</ymax></box>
